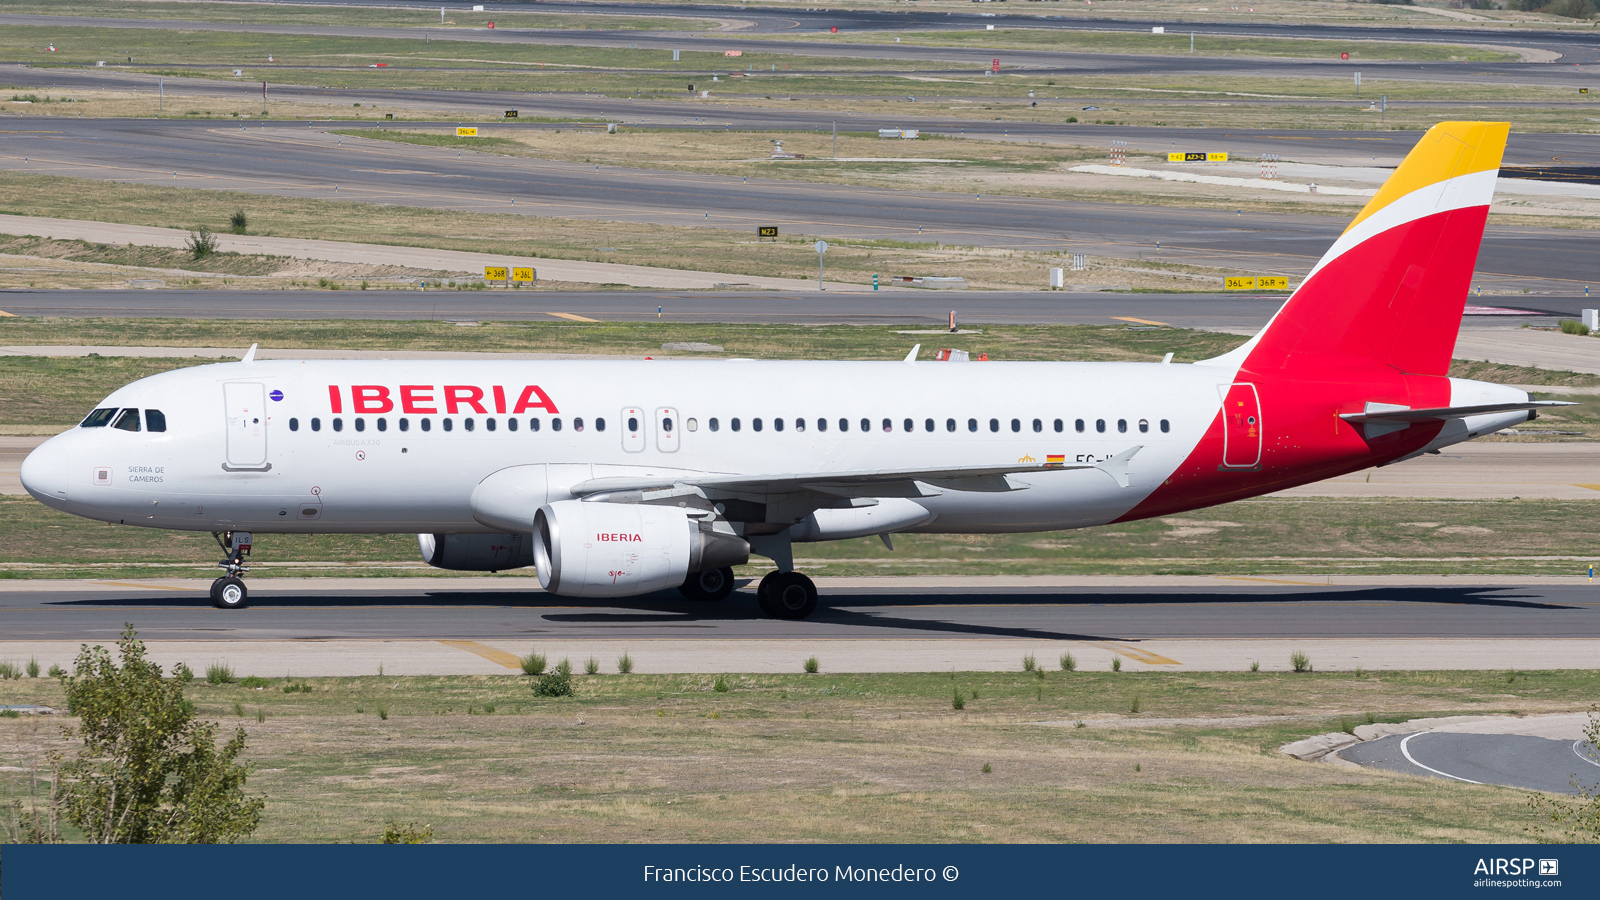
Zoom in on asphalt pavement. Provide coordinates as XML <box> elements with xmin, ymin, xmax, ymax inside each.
<box><xmin>1344</xmin><ymin>731</ymin><xmax>1600</xmax><ymax>795</ymax></box>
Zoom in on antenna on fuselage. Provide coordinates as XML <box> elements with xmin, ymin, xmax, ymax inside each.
<box><xmin>241</xmin><ymin>343</ymin><xmax>258</xmax><ymax>364</ymax></box>
<box><xmin>903</xmin><ymin>344</ymin><xmax>920</xmax><ymax>363</ymax></box>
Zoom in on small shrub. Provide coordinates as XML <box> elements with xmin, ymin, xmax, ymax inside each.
<box><xmin>584</xmin><ymin>657</ymin><xmax>600</xmax><ymax>676</ymax></box>
<box><xmin>47</xmin><ymin>664</ymin><xmax>65</xmax><ymax>678</ymax></box>
<box><xmin>533</xmin><ymin>669</ymin><xmax>574</xmax><ymax>697</ymax></box>
<box><xmin>1066</xmin><ymin>116</ymin><xmax>1077</xmax><ymax>123</ymax></box>
<box><xmin>282</xmin><ymin>681</ymin><xmax>312</xmax><ymax>693</ymax></box>
<box><xmin>1074</xmin><ymin>720</ymin><xmax>1086</xmax><ymax>729</ymax></box>
<box><xmin>1129</xmin><ymin>694</ymin><xmax>1141</xmax><ymax>714</ymax></box>
<box><xmin>952</xmin><ymin>689</ymin><xmax>965</xmax><ymax>710</ymax></box>
<box><xmin>1249</xmin><ymin>660</ymin><xmax>1260</xmax><ymax>673</ymax></box>
<box><xmin>205</xmin><ymin>662</ymin><xmax>235</xmax><ymax>685</ymax></box>
<box><xmin>713</xmin><ymin>675</ymin><xmax>729</xmax><ymax>693</ymax></box>
<box><xmin>1111</xmin><ymin>656</ymin><xmax>1122</xmax><ymax>673</ymax></box>
<box><xmin>376</xmin><ymin>702</ymin><xmax>389</xmax><ymax>720</ymax></box>
<box><xmin>617</xmin><ymin>652</ymin><xmax>634</xmax><ymax>675</ymax></box>
<box><xmin>1135</xmin><ymin>763</ymin><xmax>1142</xmax><ymax>773</ymax></box>
<box><xmin>26</xmin><ymin>657</ymin><xmax>40</xmax><ymax>678</ymax></box>
<box><xmin>519</xmin><ymin>651</ymin><xmax>547</xmax><ymax>676</ymax></box>
<box><xmin>1559</xmin><ymin>319</ymin><xmax>1591</xmax><ymax>336</ymax></box>
<box><xmin>381</xmin><ymin>822</ymin><xmax>433</xmax><ymax>844</ymax></box>
<box><xmin>1506</xmin><ymin>671</ymin><xmax>1518</xmax><ymax>683</ymax></box>
<box><xmin>1060</xmin><ymin>652</ymin><xmax>1077</xmax><ymax>672</ymax></box>
<box><xmin>557</xmin><ymin>658</ymin><xmax>572</xmax><ymax>677</ymax></box>
<box><xmin>1021</xmin><ymin>653</ymin><xmax>1036</xmax><ymax>673</ymax></box>
<box><xmin>482</xmin><ymin>703</ymin><xmax>494</xmax><ymax>714</ymax></box>
<box><xmin>239</xmin><ymin>676</ymin><xmax>270</xmax><ymax>689</ymax></box>
<box><xmin>1340</xmin><ymin>716</ymin><xmax>1356</xmax><ymax>734</ymax></box>
<box><xmin>0</xmin><ymin>662</ymin><xmax>19</xmax><ymax>680</ymax></box>
<box><xmin>231</xmin><ymin>701</ymin><xmax>244</xmax><ymax>717</ymax></box>
<box><xmin>186</xmin><ymin>226</ymin><xmax>218</xmax><ymax>260</ymax></box>
<box><xmin>0</xmin><ymin>709</ymin><xmax>19</xmax><ymax>719</ymax></box>
<box><xmin>229</xmin><ymin>209</ymin><xmax>248</xmax><ymax>234</ymax></box>
<box><xmin>254</xmin><ymin>708</ymin><xmax>266</xmax><ymax>723</ymax></box>
<box><xmin>803</xmin><ymin>656</ymin><xmax>819</xmax><ymax>674</ymax></box>
<box><xmin>981</xmin><ymin>762</ymin><xmax>992</xmax><ymax>774</ymax></box>
<box><xmin>1354</xmin><ymin>666</ymin><xmax>1364</xmax><ymax>679</ymax></box>
<box><xmin>1291</xmin><ymin>651</ymin><xmax>1313</xmax><ymax>674</ymax></box>
<box><xmin>171</xmin><ymin>662</ymin><xmax>192</xmax><ymax>682</ymax></box>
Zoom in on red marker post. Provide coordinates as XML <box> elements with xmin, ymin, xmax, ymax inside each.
<box><xmin>992</xmin><ymin>58</ymin><xmax>1000</xmax><ymax>73</ymax></box>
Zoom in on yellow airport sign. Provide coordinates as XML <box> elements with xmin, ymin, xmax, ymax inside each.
<box><xmin>1225</xmin><ymin>276</ymin><xmax>1257</xmax><ymax>290</ymax></box>
<box><xmin>1168</xmin><ymin>151</ymin><xmax>1229</xmax><ymax>163</ymax></box>
<box><xmin>456</xmin><ymin>126</ymin><xmax>479</xmax><ymax>137</ymax></box>
<box><xmin>1257</xmin><ymin>276</ymin><xmax>1289</xmax><ymax>290</ymax></box>
<box><xmin>510</xmin><ymin>267</ymin><xmax>536</xmax><ymax>283</ymax></box>
<box><xmin>484</xmin><ymin>266</ymin><xmax>508</xmax><ymax>281</ymax></box>
<box><xmin>1207</xmin><ymin>152</ymin><xmax>1228</xmax><ymax>162</ymax></box>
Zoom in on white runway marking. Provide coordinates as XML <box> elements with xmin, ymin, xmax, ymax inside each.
<box><xmin>1400</xmin><ymin>732</ymin><xmax>1484</xmax><ymax>785</ymax></box>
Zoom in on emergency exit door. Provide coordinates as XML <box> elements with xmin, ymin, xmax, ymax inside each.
<box><xmin>656</xmin><ymin>407</ymin><xmax>679</xmax><ymax>452</ymax></box>
<box><xmin>1219</xmin><ymin>383</ymin><xmax>1262</xmax><ymax>469</ymax></box>
<box><xmin>223</xmin><ymin>382</ymin><xmax>269</xmax><ymax>470</ymax></box>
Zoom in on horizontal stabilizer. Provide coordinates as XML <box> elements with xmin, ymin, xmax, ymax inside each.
<box><xmin>1339</xmin><ymin>400</ymin><xmax>1573</xmax><ymax>424</ymax></box>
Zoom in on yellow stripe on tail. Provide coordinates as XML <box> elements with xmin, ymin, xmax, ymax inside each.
<box><xmin>1343</xmin><ymin>121</ymin><xmax>1509</xmax><ymax>235</ymax></box>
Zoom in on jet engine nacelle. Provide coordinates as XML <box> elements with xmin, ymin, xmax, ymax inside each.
<box><xmin>418</xmin><ymin>532</ymin><xmax>536</xmax><ymax>571</ymax></box>
<box><xmin>532</xmin><ymin>500</ymin><xmax>748</xmax><ymax>598</ymax></box>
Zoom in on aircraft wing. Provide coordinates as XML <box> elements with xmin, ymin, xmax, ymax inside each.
<box><xmin>569</xmin><ymin>445</ymin><xmax>1144</xmax><ymax>496</ymax></box>
<box><xmin>1339</xmin><ymin>400</ymin><xmax>1574</xmax><ymax>424</ymax></box>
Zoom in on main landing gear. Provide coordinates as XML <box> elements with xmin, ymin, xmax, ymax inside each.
<box><xmin>678</xmin><ymin>566</ymin><xmax>737</xmax><ymax>602</ymax></box>
<box><xmin>210</xmin><ymin>531</ymin><xmax>252</xmax><ymax>609</ymax></box>
<box><xmin>756</xmin><ymin>570</ymin><xmax>817</xmax><ymax>620</ymax></box>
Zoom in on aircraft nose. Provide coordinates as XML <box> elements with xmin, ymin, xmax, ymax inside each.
<box><xmin>19</xmin><ymin>438</ymin><xmax>70</xmax><ymax>504</ymax></box>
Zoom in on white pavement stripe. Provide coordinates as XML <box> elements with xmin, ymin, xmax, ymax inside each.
<box><xmin>1400</xmin><ymin>732</ymin><xmax>1485</xmax><ymax>785</ymax></box>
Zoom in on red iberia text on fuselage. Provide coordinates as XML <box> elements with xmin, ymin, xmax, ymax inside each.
<box><xmin>597</xmin><ymin>533</ymin><xmax>642</xmax><ymax>542</ymax></box>
<box><xmin>326</xmin><ymin>385</ymin><xmax>559</xmax><ymax>415</ymax></box>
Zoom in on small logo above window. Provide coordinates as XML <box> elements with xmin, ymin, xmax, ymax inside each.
<box><xmin>94</xmin><ymin>468</ymin><xmax>112</xmax><ymax>486</ymax></box>
<box><xmin>269</xmin><ymin>390</ymin><xmax>284</xmax><ymax>402</ymax></box>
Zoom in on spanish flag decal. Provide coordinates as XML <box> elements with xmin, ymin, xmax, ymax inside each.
<box><xmin>1046</xmin><ymin>454</ymin><xmax>1066</xmax><ymax>467</ymax></box>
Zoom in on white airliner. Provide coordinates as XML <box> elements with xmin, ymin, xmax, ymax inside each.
<box><xmin>20</xmin><ymin>122</ymin><xmax>1566</xmax><ymax>617</ymax></box>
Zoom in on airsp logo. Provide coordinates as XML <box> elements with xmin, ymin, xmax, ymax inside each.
<box><xmin>1540</xmin><ymin>860</ymin><xmax>1559</xmax><ymax>877</ymax></box>
<box><xmin>1473</xmin><ymin>859</ymin><xmax>1547</xmax><ymax>876</ymax></box>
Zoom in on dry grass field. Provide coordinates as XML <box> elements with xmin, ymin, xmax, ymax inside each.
<box><xmin>3</xmin><ymin>669</ymin><xmax>1596</xmax><ymax>843</ymax></box>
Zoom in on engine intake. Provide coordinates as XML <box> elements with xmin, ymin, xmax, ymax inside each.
<box><xmin>532</xmin><ymin>500</ymin><xmax>748</xmax><ymax>598</ymax></box>
<box><xmin>418</xmin><ymin>532</ymin><xmax>536</xmax><ymax>571</ymax></box>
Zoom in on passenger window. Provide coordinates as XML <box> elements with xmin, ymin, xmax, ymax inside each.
<box><xmin>507</xmin><ymin>418</ymin><xmax>517</xmax><ymax>432</ymax></box>
<box><xmin>551</xmin><ymin>418</ymin><xmax>562</xmax><ymax>432</ymax></box>
<box><xmin>145</xmin><ymin>410</ymin><xmax>167</xmax><ymax>433</ymax></box>
<box><xmin>443</xmin><ymin>418</ymin><xmax>453</xmax><ymax>432</ymax></box>
<box><xmin>731</xmin><ymin>417</ymin><xmax>741</xmax><ymax>432</ymax></box>
<box><xmin>355</xmin><ymin>417</ymin><xmax>365</xmax><ymax>432</ymax></box>
<box><xmin>1054</xmin><ymin>418</ymin><xmax>1063</xmax><ymax>433</ymax></box>
<box><xmin>312</xmin><ymin>417</ymin><xmax>322</xmax><ymax>432</ymax></box>
<box><xmin>967</xmin><ymin>418</ymin><xmax>977</xmax><ymax>433</ymax></box>
<box><xmin>882</xmin><ymin>418</ymin><xmax>891</xmax><ymax>433</ymax></box>
<box><xmin>816</xmin><ymin>418</ymin><xmax>827</xmax><ymax>433</ymax></box>
<box><xmin>1118</xmin><ymin>419</ymin><xmax>1128</xmax><ymax>433</ymax></box>
<box><xmin>529</xmin><ymin>417</ymin><xmax>540</xmax><ymax>432</ymax></box>
<box><xmin>794</xmin><ymin>418</ymin><xmax>805</xmax><ymax>432</ymax></box>
<box><xmin>574</xmin><ymin>417</ymin><xmax>584</xmax><ymax>432</ymax></box>
<box><xmin>904</xmin><ymin>418</ymin><xmax>914</xmax><ymax>433</ymax></box>
<box><xmin>1010</xmin><ymin>418</ymin><xmax>1021</xmax><ymax>433</ymax></box>
<box><xmin>838</xmin><ymin>418</ymin><xmax>848</xmax><ymax>432</ymax></box>
<box><xmin>753</xmin><ymin>418</ymin><xmax>763</xmax><ymax>432</ymax></box>
<box><xmin>945</xmin><ymin>418</ymin><xmax>956</xmax><ymax>433</ymax></box>
<box><xmin>399</xmin><ymin>418</ymin><xmax>410</xmax><ymax>432</ymax></box>
<box><xmin>377</xmin><ymin>418</ymin><xmax>388</xmax><ymax>432</ymax></box>
<box><xmin>628</xmin><ymin>416</ymin><xmax>639</xmax><ymax>432</ymax></box>
<box><xmin>989</xmin><ymin>418</ymin><xmax>999</xmax><ymax>433</ymax></box>
<box><xmin>80</xmin><ymin>408</ymin><xmax>117</xmax><ymax>428</ymax></box>
<box><xmin>686</xmin><ymin>418</ymin><xmax>698</xmax><ymax>432</ymax></box>
<box><xmin>860</xmin><ymin>418</ymin><xmax>870</xmax><ymax>432</ymax></box>
<box><xmin>289</xmin><ymin>417</ymin><xmax>299</xmax><ymax>432</ymax></box>
<box><xmin>1075</xmin><ymin>419</ymin><xmax>1085</xmax><ymax>433</ymax></box>
<box><xmin>1139</xmin><ymin>419</ymin><xmax>1149</xmax><ymax>433</ymax></box>
<box><xmin>485</xmin><ymin>418</ymin><xmax>496</xmax><ymax>432</ymax></box>
<box><xmin>420</xmin><ymin>418</ymin><xmax>431</xmax><ymax>432</ymax></box>
<box><xmin>113</xmin><ymin>409</ymin><xmax>140</xmax><ymax>432</ymax></box>
<box><xmin>1160</xmin><ymin>419</ymin><xmax>1170</xmax><ymax>433</ymax></box>
<box><xmin>1095</xmin><ymin>419</ymin><xmax>1105</xmax><ymax>433</ymax></box>
<box><xmin>924</xmin><ymin>418</ymin><xmax>934</xmax><ymax>433</ymax></box>
<box><xmin>1032</xmin><ymin>418</ymin><xmax>1042</xmax><ymax>433</ymax></box>
<box><xmin>709</xmin><ymin>417</ymin><xmax>720</xmax><ymax>432</ymax></box>
<box><xmin>333</xmin><ymin>418</ymin><xmax>344</xmax><ymax>432</ymax></box>
<box><xmin>595</xmin><ymin>418</ymin><xmax>605</xmax><ymax>432</ymax></box>
<box><xmin>774</xmin><ymin>418</ymin><xmax>784</xmax><ymax>432</ymax></box>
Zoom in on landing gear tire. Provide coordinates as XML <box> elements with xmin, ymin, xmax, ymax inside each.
<box><xmin>679</xmin><ymin>567</ymin><xmax>736</xmax><ymax>602</ymax></box>
<box><xmin>756</xmin><ymin>571</ymin><xmax>817</xmax><ymax>620</ymax></box>
<box><xmin>212</xmin><ymin>576</ymin><xmax>249</xmax><ymax>610</ymax></box>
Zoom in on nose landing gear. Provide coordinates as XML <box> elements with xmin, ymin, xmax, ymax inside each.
<box><xmin>210</xmin><ymin>531</ymin><xmax>252</xmax><ymax>609</ymax></box>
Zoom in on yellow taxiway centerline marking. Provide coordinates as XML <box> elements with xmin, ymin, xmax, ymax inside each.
<box><xmin>0</xmin><ymin>310</ymin><xmax>15</xmax><ymax>318</ymax></box>
<box><xmin>1576</xmin><ymin>484</ymin><xmax>1600</xmax><ymax>492</ymax></box>
<box><xmin>1217</xmin><ymin>575</ymin><xmax>1331</xmax><ymax>587</ymax></box>
<box><xmin>91</xmin><ymin>581</ymin><xmax>202</xmax><ymax>591</ymax></box>
<box><xmin>1112</xmin><ymin>316</ymin><xmax>1171</xmax><ymax>327</ymax></box>
<box><xmin>547</xmin><ymin>312</ymin><xmax>598</xmax><ymax>322</ymax></box>
<box><xmin>1093</xmin><ymin>642</ymin><xmax>1182</xmax><ymax>666</ymax></box>
<box><xmin>438</xmin><ymin>640</ymin><xmax>523</xmax><ymax>670</ymax></box>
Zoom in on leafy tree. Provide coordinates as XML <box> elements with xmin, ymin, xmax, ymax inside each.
<box><xmin>1527</xmin><ymin>706</ymin><xmax>1600</xmax><ymax>844</ymax></box>
<box><xmin>59</xmin><ymin>624</ymin><xmax>264</xmax><ymax>843</ymax></box>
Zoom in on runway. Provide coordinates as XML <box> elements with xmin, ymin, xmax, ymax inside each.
<box><xmin>2</xmin><ymin>119</ymin><xmax>1595</xmax><ymax>290</ymax></box>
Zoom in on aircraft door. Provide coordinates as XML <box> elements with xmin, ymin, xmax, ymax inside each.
<box><xmin>621</xmin><ymin>407</ymin><xmax>645</xmax><ymax>452</ymax></box>
<box><xmin>1219</xmin><ymin>383</ymin><xmax>1262</xmax><ymax>469</ymax></box>
<box><xmin>223</xmin><ymin>382</ymin><xmax>270</xmax><ymax>470</ymax></box>
<box><xmin>655</xmin><ymin>407</ymin><xmax>679</xmax><ymax>452</ymax></box>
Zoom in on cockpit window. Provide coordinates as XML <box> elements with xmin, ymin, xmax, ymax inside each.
<box><xmin>112</xmin><ymin>409</ymin><xmax>141</xmax><ymax>432</ymax></box>
<box><xmin>145</xmin><ymin>409</ymin><xmax>167</xmax><ymax>433</ymax></box>
<box><xmin>81</xmin><ymin>408</ymin><xmax>117</xmax><ymax>428</ymax></box>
